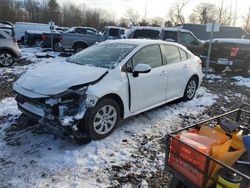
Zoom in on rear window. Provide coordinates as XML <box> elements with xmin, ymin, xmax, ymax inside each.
<box><xmin>109</xmin><ymin>28</ymin><xmax>120</xmax><ymax>37</ymax></box>
<box><xmin>163</xmin><ymin>45</ymin><xmax>181</xmax><ymax>64</ymax></box>
<box><xmin>133</xmin><ymin>29</ymin><xmax>160</xmax><ymax>39</ymax></box>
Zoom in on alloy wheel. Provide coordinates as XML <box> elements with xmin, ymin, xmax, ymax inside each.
<box><xmin>186</xmin><ymin>80</ymin><xmax>197</xmax><ymax>99</ymax></box>
<box><xmin>0</xmin><ymin>53</ymin><xmax>14</xmax><ymax>66</ymax></box>
<box><xmin>93</xmin><ymin>105</ymin><xmax>117</xmax><ymax>135</ymax></box>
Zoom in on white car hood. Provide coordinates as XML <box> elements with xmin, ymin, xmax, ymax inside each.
<box><xmin>15</xmin><ymin>62</ymin><xmax>108</xmax><ymax>96</ymax></box>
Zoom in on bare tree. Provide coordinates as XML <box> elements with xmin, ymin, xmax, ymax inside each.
<box><xmin>188</xmin><ymin>13</ymin><xmax>198</xmax><ymax>24</ymax></box>
<box><xmin>243</xmin><ymin>7</ymin><xmax>250</xmax><ymax>32</ymax></box>
<box><xmin>193</xmin><ymin>3</ymin><xmax>217</xmax><ymax>24</ymax></box>
<box><xmin>168</xmin><ymin>0</ymin><xmax>190</xmax><ymax>25</ymax></box>
<box><xmin>124</xmin><ymin>9</ymin><xmax>140</xmax><ymax>25</ymax></box>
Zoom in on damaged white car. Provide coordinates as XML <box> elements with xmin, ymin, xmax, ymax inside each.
<box><xmin>14</xmin><ymin>39</ymin><xmax>202</xmax><ymax>140</ymax></box>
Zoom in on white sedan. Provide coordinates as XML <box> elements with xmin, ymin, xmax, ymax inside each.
<box><xmin>14</xmin><ymin>39</ymin><xmax>203</xmax><ymax>140</ymax></box>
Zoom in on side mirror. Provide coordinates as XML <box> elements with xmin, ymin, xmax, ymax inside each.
<box><xmin>132</xmin><ymin>64</ymin><xmax>151</xmax><ymax>77</ymax></box>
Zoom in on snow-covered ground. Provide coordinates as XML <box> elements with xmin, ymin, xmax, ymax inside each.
<box><xmin>233</xmin><ymin>76</ymin><xmax>250</xmax><ymax>88</ymax></box>
<box><xmin>0</xmin><ymin>47</ymin><xmax>249</xmax><ymax>187</ymax></box>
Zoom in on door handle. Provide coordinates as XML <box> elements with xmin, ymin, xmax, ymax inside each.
<box><xmin>160</xmin><ymin>70</ymin><xmax>167</xmax><ymax>75</ymax></box>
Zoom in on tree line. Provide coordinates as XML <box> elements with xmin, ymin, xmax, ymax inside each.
<box><xmin>0</xmin><ymin>0</ymin><xmax>249</xmax><ymax>32</ymax></box>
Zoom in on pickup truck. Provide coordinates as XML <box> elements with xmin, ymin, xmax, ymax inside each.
<box><xmin>24</xmin><ymin>30</ymin><xmax>44</xmax><ymax>47</ymax></box>
<box><xmin>202</xmin><ymin>38</ymin><xmax>250</xmax><ymax>77</ymax></box>
<box><xmin>127</xmin><ymin>26</ymin><xmax>204</xmax><ymax>56</ymax></box>
<box><xmin>60</xmin><ymin>27</ymin><xmax>105</xmax><ymax>53</ymax></box>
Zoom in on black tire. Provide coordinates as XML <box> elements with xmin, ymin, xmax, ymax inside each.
<box><xmin>34</xmin><ymin>39</ymin><xmax>43</xmax><ymax>47</ymax></box>
<box><xmin>74</xmin><ymin>44</ymin><xmax>87</xmax><ymax>53</ymax></box>
<box><xmin>211</xmin><ymin>65</ymin><xmax>226</xmax><ymax>73</ymax></box>
<box><xmin>53</xmin><ymin>42</ymin><xmax>61</xmax><ymax>52</ymax></box>
<box><xmin>168</xmin><ymin>177</ymin><xmax>186</xmax><ymax>188</ymax></box>
<box><xmin>182</xmin><ymin>77</ymin><xmax>198</xmax><ymax>101</ymax></box>
<box><xmin>241</xmin><ymin>63</ymin><xmax>250</xmax><ymax>78</ymax></box>
<box><xmin>83</xmin><ymin>98</ymin><xmax>121</xmax><ymax>140</ymax></box>
<box><xmin>0</xmin><ymin>50</ymin><xmax>15</xmax><ymax>67</ymax></box>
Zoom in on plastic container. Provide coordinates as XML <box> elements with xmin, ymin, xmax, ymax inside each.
<box><xmin>180</xmin><ymin>133</ymin><xmax>216</xmax><ymax>154</ymax></box>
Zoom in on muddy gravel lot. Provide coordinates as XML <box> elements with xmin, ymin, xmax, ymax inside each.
<box><xmin>0</xmin><ymin>48</ymin><xmax>250</xmax><ymax>188</ymax></box>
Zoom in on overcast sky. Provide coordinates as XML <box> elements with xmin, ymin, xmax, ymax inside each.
<box><xmin>58</xmin><ymin>0</ymin><xmax>250</xmax><ymax>25</ymax></box>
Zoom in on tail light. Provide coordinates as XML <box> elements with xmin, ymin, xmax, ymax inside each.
<box><xmin>230</xmin><ymin>47</ymin><xmax>239</xmax><ymax>57</ymax></box>
<box><xmin>42</xmin><ymin>34</ymin><xmax>46</xmax><ymax>41</ymax></box>
<box><xmin>197</xmin><ymin>58</ymin><xmax>202</xmax><ymax>65</ymax></box>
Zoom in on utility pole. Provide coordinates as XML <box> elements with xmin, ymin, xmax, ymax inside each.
<box><xmin>144</xmin><ymin>0</ymin><xmax>147</xmax><ymax>21</ymax></box>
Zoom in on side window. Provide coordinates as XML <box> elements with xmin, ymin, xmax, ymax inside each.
<box><xmin>86</xmin><ymin>29</ymin><xmax>97</xmax><ymax>35</ymax></box>
<box><xmin>181</xmin><ymin>32</ymin><xmax>198</xmax><ymax>45</ymax></box>
<box><xmin>163</xmin><ymin>45</ymin><xmax>181</xmax><ymax>64</ymax></box>
<box><xmin>132</xmin><ymin>45</ymin><xmax>162</xmax><ymax>68</ymax></box>
<box><xmin>75</xmin><ymin>28</ymin><xmax>86</xmax><ymax>34</ymax></box>
<box><xmin>163</xmin><ymin>31</ymin><xmax>177</xmax><ymax>42</ymax></box>
<box><xmin>179</xmin><ymin>48</ymin><xmax>188</xmax><ymax>61</ymax></box>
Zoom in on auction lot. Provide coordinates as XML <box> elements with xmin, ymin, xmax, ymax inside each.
<box><xmin>0</xmin><ymin>47</ymin><xmax>250</xmax><ymax>187</ymax></box>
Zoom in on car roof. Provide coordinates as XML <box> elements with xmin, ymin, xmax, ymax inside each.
<box><xmin>162</xmin><ymin>27</ymin><xmax>191</xmax><ymax>32</ymax></box>
<box><xmin>101</xmin><ymin>39</ymin><xmax>185</xmax><ymax>47</ymax></box>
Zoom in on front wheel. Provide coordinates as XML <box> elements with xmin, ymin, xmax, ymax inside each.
<box><xmin>182</xmin><ymin>77</ymin><xmax>198</xmax><ymax>101</ymax></box>
<box><xmin>84</xmin><ymin>98</ymin><xmax>120</xmax><ymax>140</ymax></box>
<box><xmin>0</xmin><ymin>51</ymin><xmax>15</xmax><ymax>67</ymax></box>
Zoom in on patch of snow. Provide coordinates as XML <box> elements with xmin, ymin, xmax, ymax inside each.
<box><xmin>0</xmin><ymin>86</ymin><xmax>218</xmax><ymax>187</ymax></box>
<box><xmin>233</xmin><ymin>76</ymin><xmax>250</xmax><ymax>88</ymax></box>
<box><xmin>0</xmin><ymin>98</ymin><xmax>20</xmax><ymax>117</ymax></box>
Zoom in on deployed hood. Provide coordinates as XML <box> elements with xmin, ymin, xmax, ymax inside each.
<box><xmin>15</xmin><ymin>62</ymin><xmax>108</xmax><ymax>96</ymax></box>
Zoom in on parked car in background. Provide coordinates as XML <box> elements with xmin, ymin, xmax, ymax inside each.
<box><xmin>102</xmin><ymin>26</ymin><xmax>126</xmax><ymax>40</ymax></box>
<box><xmin>0</xmin><ymin>21</ymin><xmax>15</xmax><ymax>37</ymax></box>
<box><xmin>60</xmin><ymin>27</ymin><xmax>105</xmax><ymax>53</ymax></box>
<box><xmin>15</xmin><ymin>22</ymin><xmax>50</xmax><ymax>43</ymax></box>
<box><xmin>202</xmin><ymin>38</ymin><xmax>250</xmax><ymax>77</ymax></box>
<box><xmin>0</xmin><ymin>29</ymin><xmax>21</xmax><ymax>67</ymax></box>
<box><xmin>127</xmin><ymin>26</ymin><xmax>162</xmax><ymax>39</ymax></box>
<box><xmin>127</xmin><ymin>26</ymin><xmax>204</xmax><ymax>56</ymax></box>
<box><xmin>14</xmin><ymin>39</ymin><xmax>202</xmax><ymax>141</ymax></box>
<box><xmin>159</xmin><ymin>28</ymin><xmax>204</xmax><ymax>56</ymax></box>
<box><xmin>24</xmin><ymin>30</ymin><xmax>45</xmax><ymax>47</ymax></box>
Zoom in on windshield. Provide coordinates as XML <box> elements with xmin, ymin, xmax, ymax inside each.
<box><xmin>67</xmin><ymin>43</ymin><xmax>137</xmax><ymax>68</ymax></box>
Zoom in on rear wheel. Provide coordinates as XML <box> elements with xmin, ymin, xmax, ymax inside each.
<box><xmin>0</xmin><ymin>51</ymin><xmax>15</xmax><ymax>67</ymax></box>
<box><xmin>83</xmin><ymin>98</ymin><xmax>120</xmax><ymax>140</ymax></box>
<box><xmin>53</xmin><ymin>42</ymin><xmax>61</xmax><ymax>52</ymax></box>
<box><xmin>34</xmin><ymin>39</ymin><xmax>43</xmax><ymax>47</ymax></box>
<box><xmin>183</xmin><ymin>77</ymin><xmax>198</xmax><ymax>101</ymax></box>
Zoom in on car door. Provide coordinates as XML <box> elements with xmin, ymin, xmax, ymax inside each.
<box><xmin>126</xmin><ymin>44</ymin><xmax>167</xmax><ymax>113</ymax></box>
<box><xmin>161</xmin><ymin>44</ymin><xmax>189</xmax><ymax>100</ymax></box>
<box><xmin>86</xmin><ymin>29</ymin><xmax>98</xmax><ymax>45</ymax></box>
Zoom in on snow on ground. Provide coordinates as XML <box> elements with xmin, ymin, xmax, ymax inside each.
<box><xmin>0</xmin><ymin>90</ymin><xmax>218</xmax><ymax>187</ymax></box>
<box><xmin>233</xmin><ymin>76</ymin><xmax>250</xmax><ymax>88</ymax></box>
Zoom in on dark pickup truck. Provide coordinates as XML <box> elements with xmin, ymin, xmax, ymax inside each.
<box><xmin>202</xmin><ymin>38</ymin><xmax>250</xmax><ymax>77</ymax></box>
